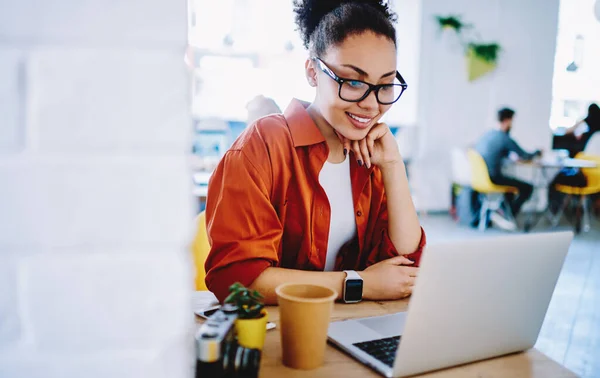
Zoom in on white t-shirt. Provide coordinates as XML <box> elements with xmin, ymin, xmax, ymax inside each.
<box><xmin>318</xmin><ymin>157</ymin><xmax>357</xmax><ymax>271</ymax></box>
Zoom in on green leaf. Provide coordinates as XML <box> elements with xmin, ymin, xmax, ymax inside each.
<box><xmin>435</xmin><ymin>15</ymin><xmax>469</xmax><ymax>33</ymax></box>
<box><xmin>224</xmin><ymin>282</ymin><xmax>265</xmax><ymax>319</ymax></box>
<box><xmin>468</xmin><ymin>43</ymin><xmax>501</xmax><ymax>63</ymax></box>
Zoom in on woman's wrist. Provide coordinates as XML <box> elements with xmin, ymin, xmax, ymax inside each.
<box><xmin>379</xmin><ymin>159</ymin><xmax>406</xmax><ymax>177</ymax></box>
<box><xmin>359</xmin><ymin>270</ymin><xmax>373</xmax><ymax>300</ymax></box>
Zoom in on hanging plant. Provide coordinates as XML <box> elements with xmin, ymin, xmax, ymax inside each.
<box><xmin>468</xmin><ymin>43</ymin><xmax>501</xmax><ymax>64</ymax></box>
<box><xmin>435</xmin><ymin>15</ymin><xmax>470</xmax><ymax>33</ymax></box>
<box><xmin>435</xmin><ymin>15</ymin><xmax>502</xmax><ymax>81</ymax></box>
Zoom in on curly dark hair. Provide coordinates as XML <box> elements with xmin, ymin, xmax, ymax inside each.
<box><xmin>293</xmin><ymin>0</ymin><xmax>397</xmax><ymax>57</ymax></box>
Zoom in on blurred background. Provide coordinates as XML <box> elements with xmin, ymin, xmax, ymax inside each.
<box><xmin>188</xmin><ymin>0</ymin><xmax>600</xmax><ymax>214</ymax></box>
<box><xmin>1</xmin><ymin>0</ymin><xmax>600</xmax><ymax>377</ymax></box>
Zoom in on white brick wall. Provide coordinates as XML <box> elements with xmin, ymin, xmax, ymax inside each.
<box><xmin>0</xmin><ymin>259</ymin><xmax>20</xmax><ymax>347</ymax></box>
<box><xmin>0</xmin><ymin>157</ymin><xmax>193</xmax><ymax>246</ymax></box>
<box><xmin>0</xmin><ymin>48</ymin><xmax>24</xmax><ymax>152</ymax></box>
<box><xmin>0</xmin><ymin>0</ymin><xmax>187</xmax><ymax>45</ymax></box>
<box><xmin>28</xmin><ymin>49</ymin><xmax>190</xmax><ymax>153</ymax></box>
<box><xmin>0</xmin><ymin>1</ymin><xmax>195</xmax><ymax>377</ymax></box>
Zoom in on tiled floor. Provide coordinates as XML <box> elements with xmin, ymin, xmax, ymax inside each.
<box><xmin>419</xmin><ymin>212</ymin><xmax>600</xmax><ymax>378</ymax></box>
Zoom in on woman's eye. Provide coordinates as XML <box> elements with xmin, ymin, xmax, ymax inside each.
<box><xmin>348</xmin><ymin>80</ymin><xmax>365</xmax><ymax>88</ymax></box>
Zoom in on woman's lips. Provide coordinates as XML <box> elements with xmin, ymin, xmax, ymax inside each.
<box><xmin>346</xmin><ymin>111</ymin><xmax>376</xmax><ymax>129</ymax></box>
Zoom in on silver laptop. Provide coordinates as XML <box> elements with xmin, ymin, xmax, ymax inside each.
<box><xmin>328</xmin><ymin>231</ymin><xmax>573</xmax><ymax>377</ymax></box>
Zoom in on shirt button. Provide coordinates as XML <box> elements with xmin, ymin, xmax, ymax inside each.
<box><xmin>356</xmin><ymin>210</ymin><xmax>362</xmax><ymax>217</ymax></box>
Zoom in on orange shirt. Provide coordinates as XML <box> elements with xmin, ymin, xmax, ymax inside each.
<box><xmin>205</xmin><ymin>99</ymin><xmax>426</xmax><ymax>301</ymax></box>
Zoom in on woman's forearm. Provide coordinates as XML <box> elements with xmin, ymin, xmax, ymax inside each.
<box><xmin>249</xmin><ymin>267</ymin><xmax>346</xmax><ymax>305</ymax></box>
<box><xmin>379</xmin><ymin>161</ymin><xmax>422</xmax><ymax>255</ymax></box>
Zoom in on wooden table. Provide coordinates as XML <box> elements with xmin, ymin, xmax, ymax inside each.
<box><xmin>254</xmin><ymin>300</ymin><xmax>578</xmax><ymax>378</ymax></box>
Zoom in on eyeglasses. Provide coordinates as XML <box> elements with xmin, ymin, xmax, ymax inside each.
<box><xmin>311</xmin><ymin>57</ymin><xmax>407</xmax><ymax>105</ymax></box>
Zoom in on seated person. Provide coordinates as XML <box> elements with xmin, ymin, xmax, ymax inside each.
<box><xmin>547</xmin><ymin>103</ymin><xmax>600</xmax><ymax>212</ymax></box>
<box><xmin>203</xmin><ymin>0</ymin><xmax>425</xmax><ymax>304</ymax></box>
<box><xmin>474</xmin><ymin>108</ymin><xmax>541</xmax><ymax>230</ymax></box>
<box><xmin>563</xmin><ymin>103</ymin><xmax>600</xmax><ymax>144</ymax></box>
<box><xmin>245</xmin><ymin>95</ymin><xmax>282</xmax><ymax>125</ymax></box>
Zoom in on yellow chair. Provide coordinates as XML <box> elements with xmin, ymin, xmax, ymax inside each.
<box><xmin>554</xmin><ymin>153</ymin><xmax>600</xmax><ymax>233</ymax></box>
<box><xmin>467</xmin><ymin>149</ymin><xmax>519</xmax><ymax>231</ymax></box>
<box><xmin>191</xmin><ymin>211</ymin><xmax>210</xmax><ymax>291</ymax></box>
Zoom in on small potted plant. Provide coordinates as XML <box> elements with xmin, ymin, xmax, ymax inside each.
<box><xmin>225</xmin><ymin>282</ymin><xmax>268</xmax><ymax>350</ymax></box>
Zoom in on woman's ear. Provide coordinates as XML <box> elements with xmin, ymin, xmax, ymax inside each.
<box><xmin>304</xmin><ymin>58</ymin><xmax>318</xmax><ymax>87</ymax></box>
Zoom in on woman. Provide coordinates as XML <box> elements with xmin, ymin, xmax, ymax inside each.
<box><xmin>204</xmin><ymin>0</ymin><xmax>425</xmax><ymax>304</ymax></box>
<box><xmin>548</xmin><ymin>103</ymin><xmax>600</xmax><ymax>212</ymax></box>
<box><xmin>564</xmin><ymin>103</ymin><xmax>600</xmax><ymax>144</ymax></box>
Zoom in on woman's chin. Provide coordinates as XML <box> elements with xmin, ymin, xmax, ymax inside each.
<box><xmin>338</xmin><ymin>127</ymin><xmax>370</xmax><ymax>141</ymax></box>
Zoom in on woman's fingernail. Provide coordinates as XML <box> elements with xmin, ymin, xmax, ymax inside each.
<box><xmin>344</xmin><ymin>148</ymin><xmax>348</xmax><ymax>156</ymax></box>
<box><xmin>358</xmin><ymin>160</ymin><xmax>363</xmax><ymax>167</ymax></box>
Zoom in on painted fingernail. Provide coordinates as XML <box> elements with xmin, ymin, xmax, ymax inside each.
<box><xmin>358</xmin><ymin>160</ymin><xmax>363</xmax><ymax>167</ymax></box>
<box><xmin>344</xmin><ymin>148</ymin><xmax>348</xmax><ymax>156</ymax></box>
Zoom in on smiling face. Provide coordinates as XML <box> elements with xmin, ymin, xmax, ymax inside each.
<box><xmin>306</xmin><ymin>31</ymin><xmax>398</xmax><ymax>141</ymax></box>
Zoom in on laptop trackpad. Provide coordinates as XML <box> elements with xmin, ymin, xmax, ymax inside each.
<box><xmin>358</xmin><ymin>312</ymin><xmax>407</xmax><ymax>338</ymax></box>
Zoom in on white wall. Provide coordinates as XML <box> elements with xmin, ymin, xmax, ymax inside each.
<box><xmin>0</xmin><ymin>1</ymin><xmax>195</xmax><ymax>377</ymax></box>
<box><xmin>411</xmin><ymin>0</ymin><xmax>560</xmax><ymax>211</ymax></box>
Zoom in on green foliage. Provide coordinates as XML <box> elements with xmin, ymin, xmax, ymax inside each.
<box><xmin>224</xmin><ymin>282</ymin><xmax>265</xmax><ymax>319</ymax></box>
<box><xmin>435</xmin><ymin>15</ymin><xmax>469</xmax><ymax>32</ymax></box>
<box><xmin>469</xmin><ymin>43</ymin><xmax>501</xmax><ymax>63</ymax></box>
<box><xmin>435</xmin><ymin>14</ymin><xmax>502</xmax><ymax>70</ymax></box>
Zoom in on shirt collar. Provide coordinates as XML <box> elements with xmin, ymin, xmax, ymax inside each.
<box><xmin>284</xmin><ymin>98</ymin><xmax>326</xmax><ymax>147</ymax></box>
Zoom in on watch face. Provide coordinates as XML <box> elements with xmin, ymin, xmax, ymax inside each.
<box><xmin>345</xmin><ymin>279</ymin><xmax>363</xmax><ymax>302</ymax></box>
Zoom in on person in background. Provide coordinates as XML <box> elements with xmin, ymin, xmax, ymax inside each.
<box><xmin>563</xmin><ymin>103</ymin><xmax>600</xmax><ymax>143</ymax></box>
<box><xmin>474</xmin><ymin>107</ymin><xmax>541</xmax><ymax>230</ymax></box>
<box><xmin>204</xmin><ymin>0</ymin><xmax>425</xmax><ymax>304</ymax></box>
<box><xmin>547</xmin><ymin>103</ymin><xmax>600</xmax><ymax>213</ymax></box>
<box><xmin>245</xmin><ymin>95</ymin><xmax>282</xmax><ymax>125</ymax></box>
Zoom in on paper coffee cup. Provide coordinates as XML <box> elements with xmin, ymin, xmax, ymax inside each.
<box><xmin>275</xmin><ymin>283</ymin><xmax>338</xmax><ymax>370</ymax></box>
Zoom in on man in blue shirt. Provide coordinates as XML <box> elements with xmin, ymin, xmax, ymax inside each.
<box><xmin>475</xmin><ymin>108</ymin><xmax>541</xmax><ymax>229</ymax></box>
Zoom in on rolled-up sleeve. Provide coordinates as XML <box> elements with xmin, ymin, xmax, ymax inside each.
<box><xmin>367</xmin><ymin>189</ymin><xmax>426</xmax><ymax>267</ymax></box>
<box><xmin>374</xmin><ymin>226</ymin><xmax>426</xmax><ymax>266</ymax></box>
<box><xmin>204</xmin><ymin>148</ymin><xmax>282</xmax><ymax>302</ymax></box>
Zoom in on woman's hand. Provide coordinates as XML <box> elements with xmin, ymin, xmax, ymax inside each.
<box><xmin>360</xmin><ymin>255</ymin><xmax>418</xmax><ymax>300</ymax></box>
<box><xmin>336</xmin><ymin>123</ymin><xmax>401</xmax><ymax>169</ymax></box>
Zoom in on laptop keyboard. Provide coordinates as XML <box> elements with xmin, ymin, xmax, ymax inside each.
<box><xmin>353</xmin><ymin>336</ymin><xmax>401</xmax><ymax>367</ymax></box>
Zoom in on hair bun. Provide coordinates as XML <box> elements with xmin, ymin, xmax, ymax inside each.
<box><xmin>293</xmin><ymin>0</ymin><xmax>395</xmax><ymax>49</ymax></box>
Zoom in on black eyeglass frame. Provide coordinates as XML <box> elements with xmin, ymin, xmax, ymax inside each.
<box><xmin>311</xmin><ymin>57</ymin><xmax>408</xmax><ymax>105</ymax></box>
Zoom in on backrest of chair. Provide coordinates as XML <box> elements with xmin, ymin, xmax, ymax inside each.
<box><xmin>191</xmin><ymin>211</ymin><xmax>210</xmax><ymax>291</ymax></box>
<box><xmin>575</xmin><ymin>152</ymin><xmax>600</xmax><ymax>188</ymax></box>
<box><xmin>467</xmin><ymin>149</ymin><xmax>494</xmax><ymax>192</ymax></box>
<box><xmin>451</xmin><ymin>147</ymin><xmax>472</xmax><ymax>186</ymax></box>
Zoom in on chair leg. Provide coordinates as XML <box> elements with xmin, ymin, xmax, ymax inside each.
<box><xmin>583</xmin><ymin>196</ymin><xmax>591</xmax><ymax>233</ymax></box>
<box><xmin>479</xmin><ymin>198</ymin><xmax>489</xmax><ymax>231</ymax></box>
<box><xmin>573</xmin><ymin>196</ymin><xmax>583</xmax><ymax>234</ymax></box>
<box><xmin>503</xmin><ymin>199</ymin><xmax>516</xmax><ymax>222</ymax></box>
<box><xmin>551</xmin><ymin>194</ymin><xmax>571</xmax><ymax>228</ymax></box>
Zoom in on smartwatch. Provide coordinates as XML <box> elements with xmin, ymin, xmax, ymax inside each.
<box><xmin>343</xmin><ymin>270</ymin><xmax>363</xmax><ymax>303</ymax></box>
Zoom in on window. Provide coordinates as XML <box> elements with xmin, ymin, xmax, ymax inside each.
<box><xmin>550</xmin><ymin>0</ymin><xmax>600</xmax><ymax>129</ymax></box>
